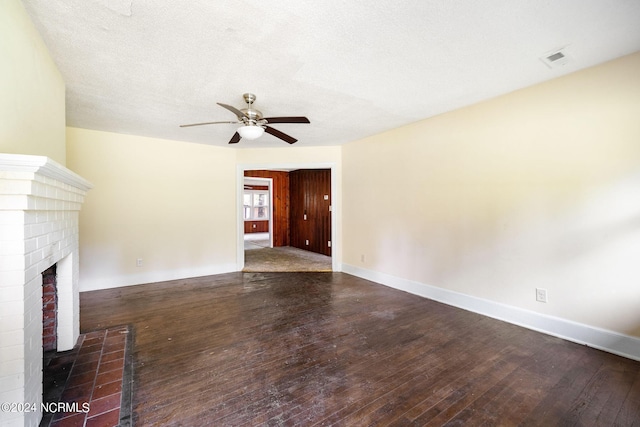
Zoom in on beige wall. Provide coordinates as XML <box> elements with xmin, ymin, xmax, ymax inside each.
<box><xmin>343</xmin><ymin>53</ymin><xmax>640</xmax><ymax>338</ymax></box>
<box><xmin>237</xmin><ymin>146</ymin><xmax>342</xmax><ymax>166</ymax></box>
<box><xmin>67</xmin><ymin>137</ymin><xmax>344</xmax><ymax>289</ymax></box>
<box><xmin>66</xmin><ymin>128</ymin><xmax>238</xmax><ymax>290</ymax></box>
<box><xmin>0</xmin><ymin>0</ymin><xmax>66</xmax><ymax>164</ymax></box>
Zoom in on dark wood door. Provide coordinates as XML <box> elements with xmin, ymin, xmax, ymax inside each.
<box><xmin>289</xmin><ymin>169</ymin><xmax>331</xmax><ymax>256</ymax></box>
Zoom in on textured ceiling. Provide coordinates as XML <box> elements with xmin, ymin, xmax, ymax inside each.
<box><xmin>22</xmin><ymin>0</ymin><xmax>640</xmax><ymax>148</ymax></box>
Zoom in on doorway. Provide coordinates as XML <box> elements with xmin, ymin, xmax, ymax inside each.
<box><xmin>238</xmin><ymin>164</ymin><xmax>339</xmax><ymax>272</ymax></box>
<box><xmin>243</xmin><ymin>177</ymin><xmax>273</xmax><ymax>250</ymax></box>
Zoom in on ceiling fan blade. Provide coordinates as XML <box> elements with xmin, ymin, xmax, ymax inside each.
<box><xmin>217</xmin><ymin>103</ymin><xmax>248</xmax><ymax>119</ymax></box>
<box><xmin>228</xmin><ymin>132</ymin><xmax>241</xmax><ymax>144</ymax></box>
<box><xmin>264</xmin><ymin>126</ymin><xmax>297</xmax><ymax>144</ymax></box>
<box><xmin>263</xmin><ymin>116</ymin><xmax>310</xmax><ymax>124</ymax></box>
<box><xmin>180</xmin><ymin>121</ymin><xmax>237</xmax><ymax>127</ymax></box>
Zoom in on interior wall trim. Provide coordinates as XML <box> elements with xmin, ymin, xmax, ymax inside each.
<box><xmin>79</xmin><ymin>263</ymin><xmax>238</xmax><ymax>292</ymax></box>
<box><xmin>342</xmin><ymin>263</ymin><xmax>640</xmax><ymax>362</ymax></box>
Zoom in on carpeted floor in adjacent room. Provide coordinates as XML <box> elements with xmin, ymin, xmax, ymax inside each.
<box><xmin>243</xmin><ymin>246</ymin><xmax>332</xmax><ymax>272</ymax></box>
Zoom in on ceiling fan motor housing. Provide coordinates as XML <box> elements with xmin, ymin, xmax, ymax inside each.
<box><xmin>241</xmin><ymin>93</ymin><xmax>263</xmax><ymax>124</ymax></box>
<box><xmin>240</xmin><ymin>108</ymin><xmax>263</xmax><ymax>123</ymax></box>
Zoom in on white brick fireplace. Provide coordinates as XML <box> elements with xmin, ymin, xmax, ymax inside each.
<box><xmin>0</xmin><ymin>154</ymin><xmax>92</xmax><ymax>427</ymax></box>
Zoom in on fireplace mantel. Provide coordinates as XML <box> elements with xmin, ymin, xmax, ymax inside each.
<box><xmin>0</xmin><ymin>153</ymin><xmax>92</xmax><ymax>427</ymax></box>
<box><xmin>0</xmin><ymin>153</ymin><xmax>92</xmax><ymax>192</ymax></box>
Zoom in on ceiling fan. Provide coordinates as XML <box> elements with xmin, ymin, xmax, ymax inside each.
<box><xmin>180</xmin><ymin>93</ymin><xmax>310</xmax><ymax>144</ymax></box>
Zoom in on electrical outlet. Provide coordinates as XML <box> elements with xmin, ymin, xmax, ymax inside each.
<box><xmin>360</xmin><ymin>254</ymin><xmax>365</xmax><ymax>263</ymax></box>
<box><xmin>305</xmin><ymin>240</ymin><xmax>309</xmax><ymax>245</ymax></box>
<box><xmin>536</xmin><ymin>288</ymin><xmax>547</xmax><ymax>303</ymax></box>
<box><xmin>136</xmin><ymin>258</ymin><xmax>143</xmax><ymax>267</ymax></box>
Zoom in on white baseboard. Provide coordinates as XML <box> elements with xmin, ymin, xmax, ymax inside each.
<box><xmin>79</xmin><ymin>263</ymin><xmax>238</xmax><ymax>292</ymax></box>
<box><xmin>342</xmin><ymin>263</ymin><xmax>640</xmax><ymax>362</ymax></box>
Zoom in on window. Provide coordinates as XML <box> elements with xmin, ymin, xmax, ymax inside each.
<box><xmin>243</xmin><ymin>191</ymin><xmax>269</xmax><ymax>220</ymax></box>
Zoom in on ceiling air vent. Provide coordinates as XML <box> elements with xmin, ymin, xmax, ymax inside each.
<box><xmin>540</xmin><ymin>48</ymin><xmax>570</xmax><ymax>69</ymax></box>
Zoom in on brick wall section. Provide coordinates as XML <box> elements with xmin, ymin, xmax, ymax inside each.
<box><xmin>0</xmin><ymin>155</ymin><xmax>92</xmax><ymax>427</ymax></box>
<box><xmin>42</xmin><ymin>264</ymin><xmax>57</xmax><ymax>352</ymax></box>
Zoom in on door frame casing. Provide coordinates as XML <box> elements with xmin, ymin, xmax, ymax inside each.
<box><xmin>236</xmin><ymin>162</ymin><xmax>340</xmax><ymax>272</ymax></box>
<box><xmin>242</xmin><ymin>176</ymin><xmax>273</xmax><ymax>248</ymax></box>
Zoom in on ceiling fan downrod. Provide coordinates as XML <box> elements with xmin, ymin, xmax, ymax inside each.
<box><xmin>240</xmin><ymin>93</ymin><xmax>263</xmax><ymax>125</ymax></box>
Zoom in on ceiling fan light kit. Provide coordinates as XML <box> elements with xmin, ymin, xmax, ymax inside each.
<box><xmin>180</xmin><ymin>93</ymin><xmax>309</xmax><ymax>145</ymax></box>
<box><xmin>237</xmin><ymin>125</ymin><xmax>264</xmax><ymax>140</ymax></box>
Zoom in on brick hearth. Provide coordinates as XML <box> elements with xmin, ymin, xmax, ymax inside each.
<box><xmin>40</xmin><ymin>325</ymin><xmax>133</xmax><ymax>427</ymax></box>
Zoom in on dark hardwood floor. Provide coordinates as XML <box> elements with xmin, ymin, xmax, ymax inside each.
<box><xmin>80</xmin><ymin>272</ymin><xmax>640</xmax><ymax>426</ymax></box>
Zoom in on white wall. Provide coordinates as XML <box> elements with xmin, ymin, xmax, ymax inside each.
<box><xmin>342</xmin><ymin>53</ymin><xmax>640</xmax><ymax>356</ymax></box>
<box><xmin>66</xmin><ymin>128</ymin><xmax>238</xmax><ymax>291</ymax></box>
<box><xmin>0</xmin><ymin>0</ymin><xmax>66</xmax><ymax>164</ymax></box>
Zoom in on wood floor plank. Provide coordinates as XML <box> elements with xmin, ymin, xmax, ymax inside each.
<box><xmin>438</xmin><ymin>336</ymin><xmax>584</xmax><ymax>425</ymax></box>
<box><xmin>222</xmin><ymin>294</ymin><xmax>468</xmax><ymax>425</ymax></box>
<box><xmin>301</xmin><ymin>313</ymin><xmax>497</xmax><ymax>425</ymax></box>
<box><xmin>409</xmin><ymin>351</ymin><xmax>524</xmax><ymax>426</ymax></box>
<box><xmin>560</xmin><ymin>355</ymin><xmax>639</xmax><ymax>425</ymax></box>
<box><xmin>198</xmin><ymin>290</ymin><xmax>436</xmax><ymax>423</ymax></box>
<box><xmin>615</xmin><ymin>368</ymin><xmax>640</xmax><ymax>426</ymax></box>
<box><xmin>79</xmin><ymin>272</ymin><xmax>640</xmax><ymax>426</ymax></box>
